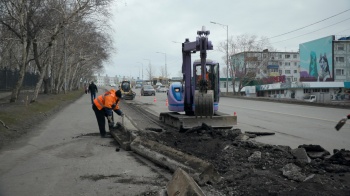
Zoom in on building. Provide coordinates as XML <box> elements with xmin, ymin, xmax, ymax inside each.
<box><xmin>94</xmin><ymin>74</ymin><xmax>121</xmax><ymax>87</ymax></box>
<box><xmin>239</xmin><ymin>35</ymin><xmax>350</xmax><ymax>102</ymax></box>
<box><xmin>231</xmin><ymin>50</ymin><xmax>300</xmax><ymax>84</ymax></box>
<box><xmin>334</xmin><ymin>36</ymin><xmax>350</xmax><ymax>82</ymax></box>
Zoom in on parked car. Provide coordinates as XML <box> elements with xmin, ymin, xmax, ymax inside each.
<box><xmin>141</xmin><ymin>85</ymin><xmax>156</xmax><ymax>96</ymax></box>
<box><xmin>156</xmin><ymin>85</ymin><xmax>168</xmax><ymax>93</ymax></box>
<box><xmin>304</xmin><ymin>95</ymin><xmax>316</xmax><ymax>102</ymax></box>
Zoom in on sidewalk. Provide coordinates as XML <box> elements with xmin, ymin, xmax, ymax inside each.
<box><xmin>0</xmin><ymin>92</ymin><xmax>169</xmax><ymax>195</ymax></box>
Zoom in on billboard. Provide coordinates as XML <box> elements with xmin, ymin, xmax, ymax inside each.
<box><xmin>299</xmin><ymin>35</ymin><xmax>334</xmax><ymax>82</ymax></box>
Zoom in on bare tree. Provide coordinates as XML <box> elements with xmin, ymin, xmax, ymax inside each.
<box><xmin>145</xmin><ymin>63</ymin><xmax>154</xmax><ymax>82</ymax></box>
<box><xmin>0</xmin><ymin>0</ymin><xmax>114</xmax><ymax>102</ymax></box>
<box><xmin>217</xmin><ymin>34</ymin><xmax>273</xmax><ymax>94</ymax></box>
<box><xmin>0</xmin><ymin>0</ymin><xmax>36</xmax><ymax>102</ymax></box>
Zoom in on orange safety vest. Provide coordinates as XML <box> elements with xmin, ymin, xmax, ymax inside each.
<box><xmin>93</xmin><ymin>89</ymin><xmax>120</xmax><ymax>110</ymax></box>
<box><xmin>197</xmin><ymin>73</ymin><xmax>209</xmax><ymax>82</ymax></box>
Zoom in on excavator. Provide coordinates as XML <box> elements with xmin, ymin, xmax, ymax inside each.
<box><xmin>159</xmin><ymin>26</ymin><xmax>237</xmax><ymax>130</ymax></box>
<box><xmin>119</xmin><ymin>80</ymin><xmax>136</xmax><ymax>100</ymax></box>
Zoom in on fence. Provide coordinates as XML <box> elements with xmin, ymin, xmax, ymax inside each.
<box><xmin>0</xmin><ymin>68</ymin><xmax>39</xmax><ymax>91</ymax></box>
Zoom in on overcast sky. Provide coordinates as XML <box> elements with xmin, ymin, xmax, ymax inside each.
<box><xmin>102</xmin><ymin>0</ymin><xmax>350</xmax><ymax>80</ymax></box>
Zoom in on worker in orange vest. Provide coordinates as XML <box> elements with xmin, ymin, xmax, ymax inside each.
<box><xmin>92</xmin><ymin>89</ymin><xmax>124</xmax><ymax>138</ymax></box>
<box><xmin>197</xmin><ymin>68</ymin><xmax>210</xmax><ymax>89</ymax></box>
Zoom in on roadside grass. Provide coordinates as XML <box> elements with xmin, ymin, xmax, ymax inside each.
<box><xmin>0</xmin><ymin>90</ymin><xmax>84</xmax><ymax>149</ymax></box>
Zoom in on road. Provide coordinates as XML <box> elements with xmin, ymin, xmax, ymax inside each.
<box><xmin>1</xmin><ymin>87</ymin><xmax>348</xmax><ymax>195</ymax></box>
<box><xmin>134</xmin><ymin>88</ymin><xmax>350</xmax><ymax>153</ymax></box>
<box><xmin>0</xmin><ymin>91</ymin><xmax>170</xmax><ymax>196</ymax></box>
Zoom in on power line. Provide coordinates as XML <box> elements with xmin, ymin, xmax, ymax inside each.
<box><xmin>268</xmin><ymin>8</ymin><xmax>350</xmax><ymax>39</ymax></box>
<box><xmin>335</xmin><ymin>27</ymin><xmax>350</xmax><ymax>34</ymax></box>
<box><xmin>271</xmin><ymin>17</ymin><xmax>350</xmax><ymax>44</ymax></box>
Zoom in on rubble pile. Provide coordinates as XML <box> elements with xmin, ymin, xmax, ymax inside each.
<box><xmin>137</xmin><ymin>127</ymin><xmax>350</xmax><ymax>195</ymax></box>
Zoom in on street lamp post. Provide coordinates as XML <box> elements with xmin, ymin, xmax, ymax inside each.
<box><xmin>136</xmin><ymin>62</ymin><xmax>143</xmax><ymax>82</ymax></box>
<box><xmin>143</xmin><ymin>59</ymin><xmax>151</xmax><ymax>84</ymax></box>
<box><xmin>156</xmin><ymin>52</ymin><xmax>167</xmax><ymax>84</ymax></box>
<box><xmin>210</xmin><ymin>21</ymin><xmax>229</xmax><ymax>93</ymax></box>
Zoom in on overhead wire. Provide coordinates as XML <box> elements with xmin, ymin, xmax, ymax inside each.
<box><xmin>271</xmin><ymin>17</ymin><xmax>350</xmax><ymax>44</ymax></box>
<box><xmin>268</xmin><ymin>8</ymin><xmax>350</xmax><ymax>39</ymax></box>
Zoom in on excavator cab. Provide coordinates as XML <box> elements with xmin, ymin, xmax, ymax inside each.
<box><xmin>194</xmin><ymin>60</ymin><xmax>219</xmax><ymax>103</ymax></box>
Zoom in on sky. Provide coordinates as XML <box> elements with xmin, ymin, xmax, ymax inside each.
<box><xmin>102</xmin><ymin>0</ymin><xmax>350</xmax><ymax>80</ymax></box>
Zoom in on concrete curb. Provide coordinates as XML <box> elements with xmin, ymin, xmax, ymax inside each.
<box><xmin>110</xmin><ymin>114</ymin><xmax>220</xmax><ymax>194</ymax></box>
<box><xmin>167</xmin><ymin>168</ymin><xmax>205</xmax><ymax>196</ymax></box>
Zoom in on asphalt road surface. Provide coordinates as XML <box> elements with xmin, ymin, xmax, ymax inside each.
<box><xmin>133</xmin><ymin>88</ymin><xmax>350</xmax><ymax>153</ymax></box>
<box><xmin>0</xmin><ymin>91</ymin><xmax>170</xmax><ymax>196</ymax></box>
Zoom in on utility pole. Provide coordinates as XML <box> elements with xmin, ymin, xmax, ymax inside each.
<box><xmin>210</xmin><ymin>21</ymin><xmax>229</xmax><ymax>93</ymax></box>
<box><xmin>136</xmin><ymin>62</ymin><xmax>143</xmax><ymax>82</ymax></box>
<box><xmin>143</xmin><ymin>59</ymin><xmax>151</xmax><ymax>84</ymax></box>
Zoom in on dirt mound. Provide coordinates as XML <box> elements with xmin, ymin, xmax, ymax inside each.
<box><xmin>134</xmin><ymin>122</ymin><xmax>350</xmax><ymax>195</ymax></box>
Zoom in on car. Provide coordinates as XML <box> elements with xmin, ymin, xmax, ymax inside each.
<box><xmin>141</xmin><ymin>85</ymin><xmax>156</xmax><ymax>96</ymax></box>
<box><xmin>304</xmin><ymin>95</ymin><xmax>316</xmax><ymax>102</ymax></box>
<box><xmin>110</xmin><ymin>83</ymin><xmax>116</xmax><ymax>87</ymax></box>
<box><xmin>156</xmin><ymin>85</ymin><xmax>168</xmax><ymax>93</ymax></box>
<box><xmin>135</xmin><ymin>84</ymin><xmax>142</xmax><ymax>89</ymax></box>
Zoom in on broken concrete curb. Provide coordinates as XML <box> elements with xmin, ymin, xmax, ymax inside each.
<box><xmin>167</xmin><ymin>168</ymin><xmax>205</xmax><ymax>196</ymax></box>
<box><xmin>110</xmin><ymin>115</ymin><xmax>219</xmax><ymax>194</ymax></box>
<box><xmin>130</xmin><ymin>137</ymin><xmax>215</xmax><ymax>175</ymax></box>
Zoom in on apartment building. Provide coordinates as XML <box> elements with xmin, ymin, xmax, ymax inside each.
<box><xmin>230</xmin><ymin>35</ymin><xmax>350</xmax><ymax>102</ymax></box>
<box><xmin>230</xmin><ymin>50</ymin><xmax>300</xmax><ymax>83</ymax></box>
<box><xmin>333</xmin><ymin>36</ymin><xmax>350</xmax><ymax>82</ymax></box>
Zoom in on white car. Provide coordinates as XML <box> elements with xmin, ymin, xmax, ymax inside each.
<box><xmin>156</xmin><ymin>85</ymin><xmax>168</xmax><ymax>93</ymax></box>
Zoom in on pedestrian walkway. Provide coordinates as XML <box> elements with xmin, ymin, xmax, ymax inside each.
<box><xmin>0</xmin><ymin>92</ymin><xmax>168</xmax><ymax>195</ymax></box>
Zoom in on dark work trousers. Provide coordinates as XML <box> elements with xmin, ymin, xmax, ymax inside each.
<box><xmin>92</xmin><ymin>104</ymin><xmax>106</xmax><ymax>136</ymax></box>
<box><xmin>90</xmin><ymin>92</ymin><xmax>96</xmax><ymax>104</ymax></box>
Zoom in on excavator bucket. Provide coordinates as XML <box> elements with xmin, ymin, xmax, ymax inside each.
<box><xmin>194</xmin><ymin>90</ymin><xmax>214</xmax><ymax>118</ymax></box>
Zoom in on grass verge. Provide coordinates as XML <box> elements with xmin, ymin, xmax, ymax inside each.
<box><xmin>0</xmin><ymin>90</ymin><xmax>84</xmax><ymax>149</ymax></box>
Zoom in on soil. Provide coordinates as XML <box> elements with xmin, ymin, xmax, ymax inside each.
<box><xmin>121</xmin><ymin>100</ymin><xmax>350</xmax><ymax>196</ymax></box>
<box><xmin>1</xmin><ymin>93</ymin><xmax>350</xmax><ymax>195</ymax></box>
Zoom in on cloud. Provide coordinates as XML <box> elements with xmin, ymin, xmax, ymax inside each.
<box><xmin>103</xmin><ymin>0</ymin><xmax>350</xmax><ymax>80</ymax></box>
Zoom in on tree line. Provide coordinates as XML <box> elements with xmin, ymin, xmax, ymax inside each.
<box><xmin>0</xmin><ymin>0</ymin><xmax>115</xmax><ymax>103</ymax></box>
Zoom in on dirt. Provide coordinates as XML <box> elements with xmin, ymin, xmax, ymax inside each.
<box><xmin>1</xmin><ymin>93</ymin><xmax>350</xmax><ymax>195</ymax></box>
<box><xmin>121</xmin><ymin>101</ymin><xmax>350</xmax><ymax>196</ymax></box>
